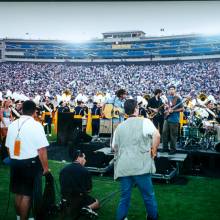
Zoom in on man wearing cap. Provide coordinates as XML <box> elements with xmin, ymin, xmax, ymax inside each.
<box><xmin>5</xmin><ymin>100</ymin><xmax>50</xmax><ymax>220</ymax></box>
<box><xmin>162</xmin><ymin>85</ymin><xmax>183</xmax><ymax>154</ymax></box>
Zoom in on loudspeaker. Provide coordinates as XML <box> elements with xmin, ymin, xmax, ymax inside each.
<box><xmin>70</xmin><ymin>127</ymin><xmax>92</xmax><ymax>145</ymax></box>
<box><xmin>74</xmin><ymin>142</ymin><xmax>112</xmax><ymax>168</ymax></box>
<box><xmin>57</xmin><ymin>113</ymin><xmax>83</xmax><ymax>145</ymax></box>
<box><xmin>68</xmin><ymin>127</ymin><xmax>93</xmax><ymax>158</ymax></box>
<box><xmin>155</xmin><ymin>157</ymin><xmax>173</xmax><ymax>174</ymax></box>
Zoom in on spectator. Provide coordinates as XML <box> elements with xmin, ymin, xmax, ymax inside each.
<box><xmin>0</xmin><ymin>60</ymin><xmax>219</xmax><ymax>101</ymax></box>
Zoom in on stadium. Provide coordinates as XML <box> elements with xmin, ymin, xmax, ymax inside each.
<box><xmin>0</xmin><ymin>2</ymin><xmax>220</xmax><ymax>220</ymax></box>
<box><xmin>1</xmin><ymin>31</ymin><xmax>220</xmax><ymax>98</ymax></box>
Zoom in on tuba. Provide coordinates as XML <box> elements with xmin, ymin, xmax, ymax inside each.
<box><xmin>197</xmin><ymin>92</ymin><xmax>207</xmax><ymax>102</ymax></box>
<box><xmin>197</xmin><ymin>92</ymin><xmax>207</xmax><ymax>106</ymax></box>
<box><xmin>62</xmin><ymin>89</ymin><xmax>72</xmax><ymax>102</ymax></box>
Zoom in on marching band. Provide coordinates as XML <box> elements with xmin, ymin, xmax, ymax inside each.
<box><xmin>0</xmin><ymin>88</ymin><xmax>220</xmax><ymax>149</ymax></box>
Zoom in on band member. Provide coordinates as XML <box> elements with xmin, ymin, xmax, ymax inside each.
<box><xmin>74</xmin><ymin>100</ymin><xmax>85</xmax><ymax>117</ymax></box>
<box><xmin>147</xmin><ymin>89</ymin><xmax>164</xmax><ymax>134</ymax></box>
<box><xmin>42</xmin><ymin>97</ymin><xmax>54</xmax><ymax>136</ymax></box>
<box><xmin>137</xmin><ymin>96</ymin><xmax>148</xmax><ymax>118</ymax></box>
<box><xmin>74</xmin><ymin>100</ymin><xmax>86</xmax><ymax>128</ymax></box>
<box><xmin>103</xmin><ymin>89</ymin><xmax>127</xmax><ymax>123</ymax></box>
<box><xmin>138</xmin><ymin>102</ymin><xmax>148</xmax><ymax>118</ymax></box>
<box><xmin>11</xmin><ymin>100</ymin><xmax>23</xmax><ymax>119</ymax></box>
<box><xmin>206</xmin><ymin>100</ymin><xmax>217</xmax><ymax>120</ymax></box>
<box><xmin>162</xmin><ymin>85</ymin><xmax>183</xmax><ymax>154</ymax></box>
<box><xmin>58</xmin><ymin>101</ymin><xmax>70</xmax><ymax>113</ymax></box>
<box><xmin>91</xmin><ymin>100</ymin><xmax>102</xmax><ymax>136</ymax></box>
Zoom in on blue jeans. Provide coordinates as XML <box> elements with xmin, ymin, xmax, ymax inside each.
<box><xmin>116</xmin><ymin>174</ymin><xmax>158</xmax><ymax>220</ymax></box>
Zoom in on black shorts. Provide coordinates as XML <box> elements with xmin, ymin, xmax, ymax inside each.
<box><xmin>10</xmin><ymin>156</ymin><xmax>42</xmax><ymax>196</ymax></box>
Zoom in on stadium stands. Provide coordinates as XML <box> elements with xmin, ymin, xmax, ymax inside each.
<box><xmin>3</xmin><ymin>34</ymin><xmax>220</xmax><ymax>60</ymax></box>
<box><xmin>0</xmin><ymin>32</ymin><xmax>220</xmax><ymax>100</ymax></box>
<box><xmin>0</xmin><ymin>60</ymin><xmax>219</xmax><ymax>100</ymax></box>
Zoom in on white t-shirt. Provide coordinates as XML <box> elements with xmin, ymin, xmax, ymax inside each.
<box><xmin>6</xmin><ymin>115</ymin><xmax>49</xmax><ymax>160</ymax></box>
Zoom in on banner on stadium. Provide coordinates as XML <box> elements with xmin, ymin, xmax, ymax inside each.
<box><xmin>112</xmin><ymin>44</ymin><xmax>131</xmax><ymax>49</ymax></box>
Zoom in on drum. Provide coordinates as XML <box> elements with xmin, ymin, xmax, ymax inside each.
<box><xmin>203</xmin><ymin>120</ymin><xmax>215</xmax><ymax>129</ymax></box>
<box><xmin>203</xmin><ymin>120</ymin><xmax>218</xmax><ymax>136</ymax></box>
<box><xmin>195</xmin><ymin>107</ymin><xmax>209</xmax><ymax>119</ymax></box>
<box><xmin>182</xmin><ymin>126</ymin><xmax>190</xmax><ymax>138</ymax></box>
<box><xmin>183</xmin><ymin>110</ymin><xmax>191</xmax><ymax>119</ymax></box>
<box><xmin>191</xmin><ymin>116</ymin><xmax>203</xmax><ymax>127</ymax></box>
<box><xmin>189</xmin><ymin>127</ymin><xmax>201</xmax><ymax>139</ymax></box>
<box><xmin>215</xmin><ymin>125</ymin><xmax>220</xmax><ymax>142</ymax></box>
<box><xmin>215</xmin><ymin>142</ymin><xmax>220</xmax><ymax>152</ymax></box>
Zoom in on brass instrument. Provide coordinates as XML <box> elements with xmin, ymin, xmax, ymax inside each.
<box><xmin>62</xmin><ymin>89</ymin><xmax>72</xmax><ymax>102</ymax></box>
<box><xmin>143</xmin><ymin>94</ymin><xmax>151</xmax><ymax>101</ymax></box>
<box><xmin>96</xmin><ymin>91</ymin><xmax>104</xmax><ymax>96</ymax></box>
<box><xmin>197</xmin><ymin>93</ymin><xmax>207</xmax><ymax>102</ymax></box>
<box><xmin>195</xmin><ymin>103</ymin><xmax>217</xmax><ymax>119</ymax></box>
<box><xmin>63</xmin><ymin>89</ymin><xmax>72</xmax><ymax>96</ymax></box>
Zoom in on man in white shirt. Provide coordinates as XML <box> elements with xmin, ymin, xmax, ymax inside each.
<box><xmin>112</xmin><ymin>99</ymin><xmax>160</xmax><ymax>220</ymax></box>
<box><xmin>6</xmin><ymin>100</ymin><xmax>49</xmax><ymax>220</ymax></box>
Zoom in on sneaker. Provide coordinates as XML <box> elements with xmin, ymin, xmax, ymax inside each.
<box><xmin>81</xmin><ymin>206</ymin><xmax>98</xmax><ymax>219</ymax></box>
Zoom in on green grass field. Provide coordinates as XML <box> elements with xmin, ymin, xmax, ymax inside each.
<box><xmin>1</xmin><ymin>160</ymin><xmax>220</xmax><ymax>220</ymax></box>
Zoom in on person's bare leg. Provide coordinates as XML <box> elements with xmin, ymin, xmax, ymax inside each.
<box><xmin>19</xmin><ymin>195</ymin><xmax>31</xmax><ymax>220</ymax></box>
<box><xmin>88</xmin><ymin>199</ymin><xmax>100</xmax><ymax>210</ymax></box>
<box><xmin>15</xmin><ymin>194</ymin><xmax>22</xmax><ymax>217</ymax></box>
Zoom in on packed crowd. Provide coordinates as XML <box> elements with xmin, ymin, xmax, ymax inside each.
<box><xmin>0</xmin><ymin>60</ymin><xmax>220</xmax><ymax>101</ymax></box>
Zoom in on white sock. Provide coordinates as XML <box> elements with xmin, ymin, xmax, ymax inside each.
<box><xmin>16</xmin><ymin>216</ymin><xmax>20</xmax><ymax>220</ymax></box>
<box><xmin>28</xmin><ymin>218</ymin><xmax>35</xmax><ymax>220</ymax></box>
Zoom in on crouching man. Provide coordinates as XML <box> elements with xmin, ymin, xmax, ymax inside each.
<box><xmin>59</xmin><ymin>149</ymin><xmax>99</xmax><ymax>219</ymax></box>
